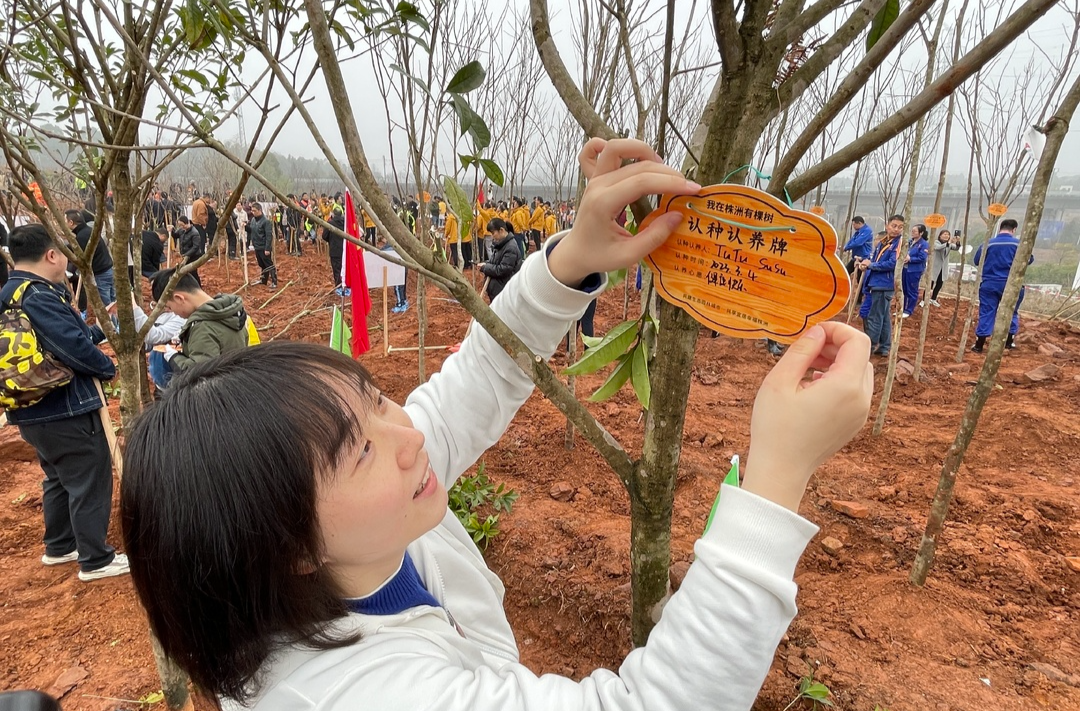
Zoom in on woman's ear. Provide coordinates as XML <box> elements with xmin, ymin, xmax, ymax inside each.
<box><xmin>293</xmin><ymin>559</ymin><xmax>319</xmax><ymax>575</ymax></box>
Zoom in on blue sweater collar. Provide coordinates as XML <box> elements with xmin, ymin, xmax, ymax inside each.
<box><xmin>343</xmin><ymin>552</ymin><xmax>440</xmax><ymax>616</ymax></box>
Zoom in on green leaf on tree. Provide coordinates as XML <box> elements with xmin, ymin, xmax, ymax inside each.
<box><xmin>450</xmin><ymin>94</ymin><xmax>476</xmax><ymax>138</ymax></box>
<box><xmin>469</xmin><ymin>114</ymin><xmax>491</xmax><ymax>152</ymax></box>
<box><xmin>478</xmin><ymin>158</ymin><xmax>504</xmax><ymax>187</ymax></box>
<box><xmin>564</xmin><ymin>320</ymin><xmax>637</xmax><ymax>376</ymax></box>
<box><xmin>630</xmin><ymin>341</ymin><xmax>650</xmax><ymax>410</ymax></box>
<box><xmin>445</xmin><ymin>60</ymin><xmax>486</xmax><ymax>94</ymax></box>
<box><xmin>866</xmin><ymin>0</ymin><xmax>900</xmax><ymax>51</ymax></box>
<box><xmin>580</xmin><ymin>334</ymin><xmax>603</xmax><ymax>349</ymax></box>
<box><xmin>443</xmin><ymin>176</ymin><xmax>474</xmax><ymax>243</ymax></box>
<box><xmin>605</xmin><ymin>268</ymin><xmax>627</xmax><ymax>291</ymax></box>
<box><xmin>393</xmin><ymin>1</ymin><xmax>430</xmax><ymax>31</ymax></box>
<box><xmin>588</xmin><ymin>352</ymin><xmax>634</xmax><ymax>402</ymax></box>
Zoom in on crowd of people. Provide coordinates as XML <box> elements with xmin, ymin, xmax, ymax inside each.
<box><xmin>843</xmin><ymin>214</ymin><xmax>1030</xmax><ymax>356</ymax></box>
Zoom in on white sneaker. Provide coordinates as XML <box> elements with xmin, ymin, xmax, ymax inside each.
<box><xmin>902</xmin><ymin>312</ymin><xmax>911</xmax><ymax>319</ymax></box>
<box><xmin>78</xmin><ymin>553</ymin><xmax>130</xmax><ymax>582</ymax></box>
<box><xmin>919</xmin><ymin>300</ymin><xmax>925</xmax><ymax>307</ymax></box>
<box><xmin>42</xmin><ymin>550</ymin><xmax>79</xmax><ymax>566</ymax></box>
<box><xmin>930</xmin><ymin>299</ymin><xmax>942</xmax><ymax>307</ymax></box>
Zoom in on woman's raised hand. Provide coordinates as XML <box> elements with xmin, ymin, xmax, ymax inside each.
<box><xmin>547</xmin><ymin>138</ymin><xmax>699</xmax><ymax>288</ymax></box>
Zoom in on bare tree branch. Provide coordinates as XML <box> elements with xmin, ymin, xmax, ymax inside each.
<box><xmin>771</xmin><ymin>0</ymin><xmax>936</xmax><ymax>187</ymax></box>
<box><xmin>530</xmin><ymin>0</ymin><xmax>617</xmax><ymax>139</ymax></box>
<box><xmin>785</xmin><ymin>0</ymin><xmax>1060</xmax><ymax>200</ymax></box>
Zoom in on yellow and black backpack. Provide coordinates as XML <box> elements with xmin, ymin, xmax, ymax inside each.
<box><xmin>0</xmin><ymin>280</ymin><xmax>74</xmax><ymax>410</ymax></box>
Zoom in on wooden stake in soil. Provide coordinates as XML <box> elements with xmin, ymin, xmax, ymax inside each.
<box><xmin>846</xmin><ymin>268</ymin><xmax>865</xmax><ymax>324</ymax></box>
<box><xmin>383</xmin><ymin>266</ymin><xmax>390</xmax><ymax>357</ymax></box>
<box><xmin>93</xmin><ymin>378</ymin><xmax>123</xmax><ymax>480</ymax></box>
<box><xmin>565</xmin><ymin>324</ymin><xmax>577</xmax><ymax>450</ymax></box>
<box><xmin>911</xmin><ymin>79</ymin><xmax>1079</xmax><ymax>584</ymax></box>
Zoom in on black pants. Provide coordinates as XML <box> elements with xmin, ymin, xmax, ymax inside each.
<box><xmin>364</xmin><ymin>227</ymin><xmax>377</xmax><ymax>246</ymax></box>
<box><xmin>328</xmin><ymin>236</ymin><xmax>343</xmax><ymax>287</ymax></box>
<box><xmin>255</xmin><ymin>248</ymin><xmax>277</xmax><ymax>284</ymax></box>
<box><xmin>580</xmin><ymin>298</ymin><xmax>597</xmax><ymax>338</ymax></box>
<box><xmin>18</xmin><ymin>412</ymin><xmax>117</xmax><ymax>573</ymax></box>
<box><xmin>530</xmin><ymin>229</ymin><xmax>542</xmax><ymax>252</ymax></box>
<box><xmin>461</xmin><ymin>241</ymin><xmax>473</xmax><ymax>269</ymax></box>
<box><xmin>931</xmin><ymin>273</ymin><xmax>945</xmax><ymax>300</ymax></box>
<box><xmin>288</xmin><ymin>225</ymin><xmax>303</xmax><ymax>254</ymax></box>
<box><xmin>227</xmin><ymin>229</ymin><xmax>238</xmax><ymax>258</ymax></box>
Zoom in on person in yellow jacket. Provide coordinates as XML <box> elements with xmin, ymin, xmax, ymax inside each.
<box><xmin>474</xmin><ymin>200</ymin><xmax>496</xmax><ymax>261</ymax></box>
<box><xmin>528</xmin><ymin>198</ymin><xmax>546</xmax><ymax>252</ymax></box>
<box><xmin>444</xmin><ymin>211</ymin><xmax>473</xmax><ymax>270</ymax></box>
<box><xmin>509</xmin><ymin>198</ymin><xmax>529</xmax><ymax>237</ymax></box>
<box><xmin>544</xmin><ymin>207</ymin><xmax>558</xmax><ymax>239</ymax></box>
<box><xmin>362</xmin><ymin>209</ymin><xmax>376</xmax><ymax>245</ymax></box>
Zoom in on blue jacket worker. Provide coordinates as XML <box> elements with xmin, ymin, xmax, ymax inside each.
<box><xmin>0</xmin><ymin>224</ymin><xmax>128</xmax><ymax>582</ymax></box>
<box><xmin>858</xmin><ymin>215</ymin><xmax>904</xmax><ymax>356</ymax></box>
<box><xmin>971</xmin><ymin>218</ymin><xmax>1032</xmax><ymax>353</ymax></box>
<box><xmin>901</xmin><ymin>224</ymin><xmax>929</xmax><ymax>317</ymax></box>
<box><xmin>844</xmin><ymin>216</ymin><xmax>874</xmax><ymax>273</ymax></box>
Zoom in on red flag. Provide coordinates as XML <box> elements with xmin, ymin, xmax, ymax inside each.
<box><xmin>477</xmin><ymin>183</ymin><xmax>485</xmax><ymax>205</ymax></box>
<box><xmin>344</xmin><ymin>191</ymin><xmax>372</xmax><ymax>356</ymax></box>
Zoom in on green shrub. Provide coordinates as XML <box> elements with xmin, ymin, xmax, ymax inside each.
<box><xmin>447</xmin><ymin>461</ymin><xmax>519</xmax><ymax>551</ymax></box>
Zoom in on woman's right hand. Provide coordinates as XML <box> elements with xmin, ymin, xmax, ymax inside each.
<box><xmin>742</xmin><ymin>322</ymin><xmax>873</xmax><ymax>512</ymax></box>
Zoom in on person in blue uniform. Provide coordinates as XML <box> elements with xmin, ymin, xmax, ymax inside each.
<box><xmin>844</xmin><ymin>216</ymin><xmax>874</xmax><ymax>274</ymax></box>
<box><xmin>858</xmin><ymin>216</ymin><xmax>904</xmax><ymax>356</ymax></box>
<box><xmin>901</xmin><ymin>224</ymin><xmax>928</xmax><ymax>318</ymax></box>
<box><xmin>971</xmin><ymin>219</ymin><xmax>1032</xmax><ymax>353</ymax></box>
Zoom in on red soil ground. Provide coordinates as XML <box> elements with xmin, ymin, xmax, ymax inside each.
<box><xmin>1</xmin><ymin>246</ymin><xmax>1078</xmax><ymax>711</ymax></box>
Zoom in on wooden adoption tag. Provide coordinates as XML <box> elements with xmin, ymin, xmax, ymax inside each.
<box><xmin>642</xmin><ymin>184</ymin><xmax>849</xmax><ymax>344</ymax></box>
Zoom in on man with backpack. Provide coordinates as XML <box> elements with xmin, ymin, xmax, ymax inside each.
<box><xmin>0</xmin><ymin>224</ymin><xmax>128</xmax><ymax>581</ymax></box>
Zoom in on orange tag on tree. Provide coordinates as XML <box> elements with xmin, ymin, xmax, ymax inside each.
<box><xmin>924</xmin><ymin>213</ymin><xmax>947</xmax><ymax>229</ymax></box>
<box><xmin>987</xmin><ymin>203</ymin><xmax>1008</xmax><ymax>217</ymax></box>
<box><xmin>643</xmin><ymin>184</ymin><xmax>849</xmax><ymax>344</ymax></box>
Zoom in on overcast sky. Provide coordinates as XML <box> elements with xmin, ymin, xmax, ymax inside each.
<box><xmin>221</xmin><ymin>0</ymin><xmax>1080</xmax><ymax>187</ymax></box>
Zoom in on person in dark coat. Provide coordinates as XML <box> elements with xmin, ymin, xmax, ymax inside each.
<box><xmin>248</xmin><ymin>203</ymin><xmax>277</xmax><ymax>288</ymax></box>
<box><xmin>65</xmin><ymin>209</ymin><xmax>115</xmax><ymax>309</ymax></box>
<box><xmin>173</xmin><ymin>215</ymin><xmax>203</xmax><ymax>284</ymax></box>
<box><xmin>478</xmin><ymin>219</ymin><xmax>522</xmax><ymax>301</ymax></box>
<box><xmin>323</xmin><ymin>197</ymin><xmax>347</xmax><ymax>295</ymax></box>
<box><xmin>141</xmin><ymin>229</ymin><xmax>167</xmax><ymax>279</ymax></box>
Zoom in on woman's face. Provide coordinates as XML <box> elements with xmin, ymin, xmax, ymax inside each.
<box><xmin>939</xmin><ymin>230</ymin><xmax>951</xmax><ymax>242</ymax></box>
<box><xmin>315</xmin><ymin>388</ymin><xmax>447</xmax><ymax>597</ymax></box>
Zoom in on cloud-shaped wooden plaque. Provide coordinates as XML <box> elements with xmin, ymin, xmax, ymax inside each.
<box><xmin>642</xmin><ymin>184</ymin><xmax>849</xmax><ymax>344</ymax></box>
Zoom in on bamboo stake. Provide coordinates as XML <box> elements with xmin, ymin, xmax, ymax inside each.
<box><xmin>383</xmin><ymin>267</ymin><xmax>389</xmax><ymax>356</ymax></box>
<box><xmin>846</xmin><ymin>268</ymin><xmax>866</xmax><ymax>324</ymax></box>
<box><xmin>93</xmin><ymin>378</ymin><xmax>122</xmax><ymax>480</ymax></box>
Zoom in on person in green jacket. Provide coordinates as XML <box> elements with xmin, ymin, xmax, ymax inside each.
<box><xmin>150</xmin><ymin>269</ymin><xmax>249</xmax><ymax>374</ymax></box>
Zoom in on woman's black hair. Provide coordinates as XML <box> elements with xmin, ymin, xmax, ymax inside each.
<box><xmin>487</xmin><ymin>217</ymin><xmax>507</xmax><ymax>233</ymax></box>
<box><xmin>913</xmin><ymin>223</ymin><xmax>927</xmax><ymax>239</ymax></box>
<box><xmin>122</xmin><ymin>341</ymin><xmax>377</xmax><ymax>703</ymax></box>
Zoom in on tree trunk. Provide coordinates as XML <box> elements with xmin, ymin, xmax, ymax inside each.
<box><xmin>949</xmin><ymin>148</ymin><xmax>977</xmax><ymax>335</ymax></box>
<box><xmin>911</xmin><ymin>75</ymin><xmax>1080</xmax><ymax>585</ymax></box>
<box><xmin>150</xmin><ymin>632</ymin><xmax>191</xmax><ymax>711</ymax></box>
<box><xmin>873</xmin><ymin>1</ymin><xmax>948</xmax><ymax>433</ymax></box>
<box><xmin>418</xmin><ymin>272</ymin><xmax>427</xmax><ymax>384</ymax></box>
<box><xmin>915</xmin><ymin>0</ymin><xmax>967</xmax><ymax>380</ymax></box>
<box><xmin>565</xmin><ymin>325</ymin><xmax>576</xmax><ymax>450</ymax></box>
<box><xmin>630</xmin><ymin>299</ymin><xmax>699</xmax><ymax>644</ymax></box>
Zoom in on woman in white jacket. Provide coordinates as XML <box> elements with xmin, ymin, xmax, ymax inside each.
<box><xmin>121</xmin><ymin>139</ymin><xmax>875</xmax><ymax>711</ymax></box>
